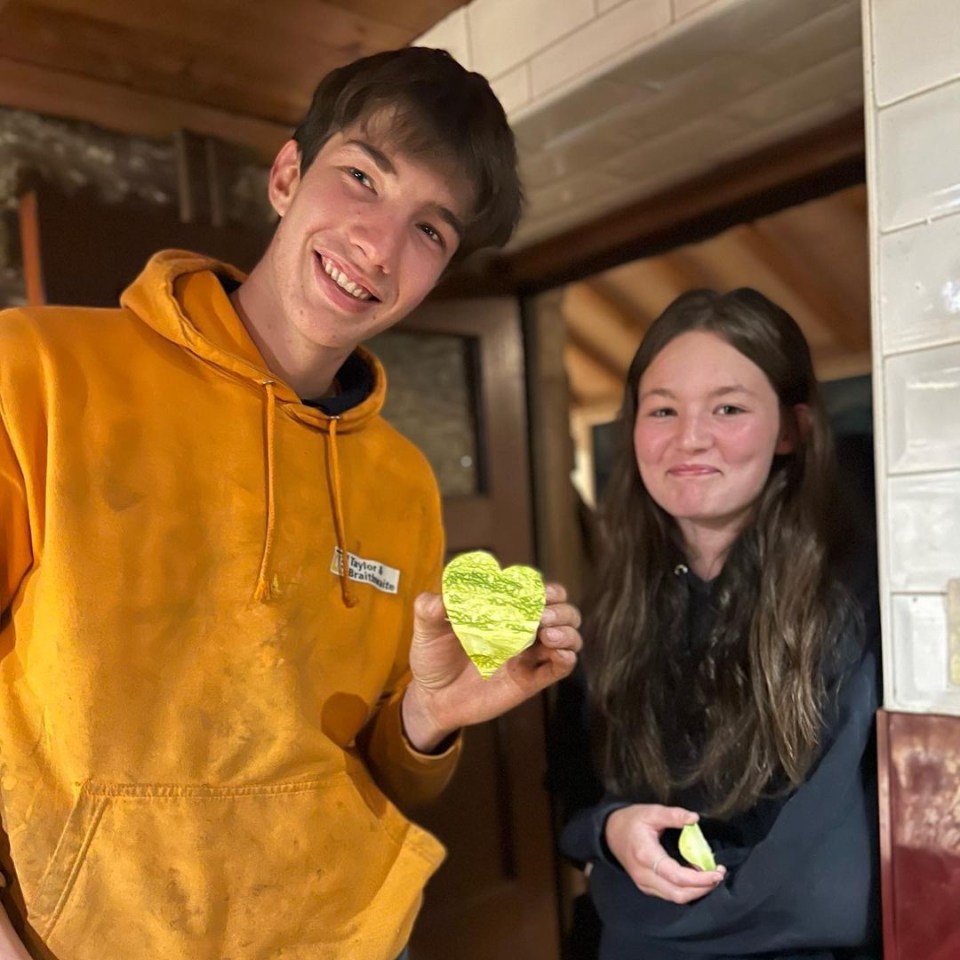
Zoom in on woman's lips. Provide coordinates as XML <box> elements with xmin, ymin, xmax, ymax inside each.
<box><xmin>668</xmin><ymin>465</ymin><xmax>719</xmax><ymax>477</ymax></box>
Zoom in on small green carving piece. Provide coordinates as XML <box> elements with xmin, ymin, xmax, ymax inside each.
<box><xmin>678</xmin><ymin>822</ymin><xmax>717</xmax><ymax>872</ymax></box>
<box><xmin>442</xmin><ymin>551</ymin><xmax>546</xmax><ymax>679</ymax></box>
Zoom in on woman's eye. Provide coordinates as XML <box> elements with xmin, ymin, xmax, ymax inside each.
<box><xmin>648</xmin><ymin>407</ymin><xmax>675</xmax><ymax>418</ymax></box>
<box><xmin>716</xmin><ymin>404</ymin><xmax>744</xmax><ymax>416</ymax></box>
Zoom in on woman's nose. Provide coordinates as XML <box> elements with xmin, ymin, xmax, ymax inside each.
<box><xmin>677</xmin><ymin>412</ymin><xmax>710</xmax><ymax>450</ymax></box>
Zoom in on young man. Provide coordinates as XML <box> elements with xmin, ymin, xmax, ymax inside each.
<box><xmin>0</xmin><ymin>48</ymin><xmax>582</xmax><ymax>960</ymax></box>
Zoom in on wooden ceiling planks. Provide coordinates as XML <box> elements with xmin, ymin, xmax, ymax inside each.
<box><xmin>562</xmin><ymin>283</ymin><xmax>643</xmax><ymax>380</ymax></box>
<box><xmin>0</xmin><ymin>0</ymin><xmax>468</xmax><ymax>155</ymax></box>
<box><xmin>561</xmin><ymin>184</ymin><xmax>871</xmax><ymax>415</ymax></box>
<box><xmin>0</xmin><ymin>56</ymin><xmax>291</xmax><ymax>157</ymax></box>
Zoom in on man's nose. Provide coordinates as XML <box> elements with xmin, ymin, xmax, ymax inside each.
<box><xmin>349</xmin><ymin>212</ymin><xmax>402</xmax><ymax>275</ymax></box>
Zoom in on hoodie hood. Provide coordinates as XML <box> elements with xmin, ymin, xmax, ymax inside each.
<box><xmin>120</xmin><ymin>249</ymin><xmax>386</xmax><ymax>434</ymax></box>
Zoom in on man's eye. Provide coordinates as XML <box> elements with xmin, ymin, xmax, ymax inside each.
<box><xmin>347</xmin><ymin>167</ymin><xmax>373</xmax><ymax>189</ymax></box>
<box><xmin>419</xmin><ymin>223</ymin><xmax>443</xmax><ymax>245</ymax></box>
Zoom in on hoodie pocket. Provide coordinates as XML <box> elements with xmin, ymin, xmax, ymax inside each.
<box><xmin>31</xmin><ymin>772</ymin><xmax>444</xmax><ymax>960</ymax></box>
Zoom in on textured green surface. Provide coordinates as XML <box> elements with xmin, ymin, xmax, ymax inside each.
<box><xmin>679</xmin><ymin>822</ymin><xmax>717</xmax><ymax>871</ymax></box>
<box><xmin>442</xmin><ymin>551</ymin><xmax>545</xmax><ymax>679</ymax></box>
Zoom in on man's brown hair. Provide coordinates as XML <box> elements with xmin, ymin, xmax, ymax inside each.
<box><xmin>293</xmin><ymin>47</ymin><xmax>522</xmax><ymax>262</ymax></box>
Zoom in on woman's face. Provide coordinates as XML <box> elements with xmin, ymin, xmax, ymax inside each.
<box><xmin>633</xmin><ymin>331</ymin><xmax>795</xmax><ymax>547</ymax></box>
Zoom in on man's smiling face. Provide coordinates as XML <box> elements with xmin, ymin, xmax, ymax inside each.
<box><xmin>263</xmin><ymin>118</ymin><xmax>472</xmax><ymax>360</ymax></box>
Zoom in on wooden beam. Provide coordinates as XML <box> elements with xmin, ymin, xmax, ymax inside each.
<box><xmin>600</xmin><ymin>255</ymin><xmax>703</xmax><ymax>322</ymax></box>
<box><xmin>576</xmin><ymin>278</ymin><xmax>650</xmax><ymax>334</ymax></box>
<box><xmin>0</xmin><ymin>56</ymin><xmax>289</xmax><ymax>161</ymax></box>
<box><xmin>812</xmin><ymin>347</ymin><xmax>872</xmax><ymax>383</ymax></box>
<box><xmin>17</xmin><ymin>190</ymin><xmax>45</xmax><ymax>306</ymax></box>
<box><xmin>563</xmin><ymin>341</ymin><xmax>623</xmax><ymax>405</ymax></box>
<box><xmin>742</xmin><ymin>221</ymin><xmax>870</xmax><ymax>353</ymax></box>
<box><xmin>562</xmin><ymin>283</ymin><xmax>642</xmax><ymax>376</ymax></box>
<box><xmin>507</xmin><ymin>110</ymin><xmax>865</xmax><ymax>294</ymax></box>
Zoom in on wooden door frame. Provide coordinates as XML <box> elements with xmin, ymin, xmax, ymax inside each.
<box><xmin>398</xmin><ymin>297</ymin><xmax>561</xmax><ymax>960</ymax></box>
<box><xmin>397</xmin><ymin>298</ymin><xmax>534</xmax><ymax>564</ymax></box>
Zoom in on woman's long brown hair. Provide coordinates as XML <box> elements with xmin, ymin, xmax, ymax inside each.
<box><xmin>588</xmin><ymin>288</ymin><xmax>855</xmax><ymax>818</ymax></box>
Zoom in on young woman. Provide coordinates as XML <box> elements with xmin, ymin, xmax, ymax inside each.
<box><xmin>560</xmin><ymin>288</ymin><xmax>881</xmax><ymax>960</ymax></box>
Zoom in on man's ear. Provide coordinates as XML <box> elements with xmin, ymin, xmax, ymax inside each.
<box><xmin>268</xmin><ymin>139</ymin><xmax>302</xmax><ymax>217</ymax></box>
<box><xmin>776</xmin><ymin>403</ymin><xmax>811</xmax><ymax>455</ymax></box>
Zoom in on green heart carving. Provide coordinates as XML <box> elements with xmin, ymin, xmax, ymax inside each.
<box><xmin>442</xmin><ymin>551</ymin><xmax>546</xmax><ymax>679</ymax></box>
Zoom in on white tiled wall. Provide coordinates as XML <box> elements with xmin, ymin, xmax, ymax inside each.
<box><xmin>417</xmin><ymin>0</ymin><xmax>864</xmax><ymax>248</ymax></box>
<box><xmin>865</xmin><ymin>0</ymin><xmax>960</xmax><ymax>714</ymax></box>
<box><xmin>878</xmin><ymin>216</ymin><xmax>960</xmax><ymax>355</ymax></box>
<box><xmin>870</xmin><ymin>0</ymin><xmax>960</xmax><ymax>106</ymax></box>
<box><xmin>415</xmin><ymin>0</ymin><xmax>739</xmax><ymax>118</ymax></box>
<box><xmin>875</xmin><ymin>79</ymin><xmax>960</xmax><ymax>232</ymax></box>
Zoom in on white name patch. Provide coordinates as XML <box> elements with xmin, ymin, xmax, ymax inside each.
<box><xmin>330</xmin><ymin>547</ymin><xmax>401</xmax><ymax>595</ymax></box>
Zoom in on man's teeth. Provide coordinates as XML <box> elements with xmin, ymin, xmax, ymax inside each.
<box><xmin>322</xmin><ymin>258</ymin><xmax>373</xmax><ymax>300</ymax></box>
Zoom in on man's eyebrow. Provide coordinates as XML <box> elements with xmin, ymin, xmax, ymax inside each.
<box><xmin>347</xmin><ymin>138</ymin><xmax>465</xmax><ymax>241</ymax></box>
<box><xmin>349</xmin><ymin>139</ymin><xmax>396</xmax><ymax>175</ymax></box>
<box><xmin>435</xmin><ymin>206</ymin><xmax>465</xmax><ymax>240</ymax></box>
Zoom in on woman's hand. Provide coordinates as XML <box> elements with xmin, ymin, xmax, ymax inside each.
<box><xmin>604</xmin><ymin>804</ymin><xmax>726</xmax><ymax>904</ymax></box>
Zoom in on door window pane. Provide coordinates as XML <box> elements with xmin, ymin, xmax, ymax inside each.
<box><xmin>369</xmin><ymin>330</ymin><xmax>480</xmax><ymax>498</ymax></box>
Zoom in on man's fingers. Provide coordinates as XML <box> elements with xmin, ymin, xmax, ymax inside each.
<box><xmin>540</xmin><ymin>599</ymin><xmax>581</xmax><ymax>631</ymax></box>
<box><xmin>544</xmin><ymin>582</ymin><xmax>568</xmax><ymax>604</ymax></box>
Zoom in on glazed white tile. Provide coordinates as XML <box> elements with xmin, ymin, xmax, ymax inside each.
<box><xmin>879</xmin><ymin>214</ymin><xmax>960</xmax><ymax>354</ymax></box>
<box><xmin>413</xmin><ymin>8</ymin><xmax>472</xmax><ymax>69</ymax></box>
<box><xmin>600</xmin><ymin>114</ymin><xmax>749</xmax><ymax>180</ymax></box>
<box><xmin>672</xmin><ymin>0</ymin><xmax>723</xmax><ymax>19</ymax></box>
<box><xmin>885</xmin><ymin>344</ymin><xmax>960</xmax><ymax>473</ymax></box>
<box><xmin>511</xmin><ymin>77</ymin><xmax>645</xmax><ymax>148</ymax></box>
<box><xmin>755</xmin><ymin>2</ymin><xmax>862</xmax><ymax>80</ymax></box>
<box><xmin>606</xmin><ymin>58</ymin><xmax>776</xmax><ymax>143</ymax></box>
<box><xmin>467</xmin><ymin>0</ymin><xmax>595</xmax><ymax>81</ymax></box>
<box><xmin>891</xmin><ymin>594</ymin><xmax>959</xmax><ymax>713</ymax></box>
<box><xmin>610</xmin><ymin>0</ymin><xmax>845</xmax><ymax>91</ymax></box>
<box><xmin>512</xmin><ymin>159</ymin><xmax>702</xmax><ymax>246</ymax></box>
<box><xmin>876</xmin><ymin>79</ymin><xmax>960</xmax><ymax>231</ymax></box>
<box><xmin>726</xmin><ymin>47</ymin><xmax>863</xmax><ymax>127</ymax></box>
<box><xmin>887</xmin><ymin>471</ymin><xmax>960</xmax><ymax>591</ymax></box>
<box><xmin>521</xmin><ymin>125</ymin><xmax>636</xmax><ymax>190</ymax></box>
<box><xmin>490</xmin><ymin>63</ymin><xmax>532</xmax><ymax>115</ymax></box>
<box><xmin>530</xmin><ymin>0</ymin><xmax>671</xmax><ymax>100</ymax></box>
<box><xmin>525</xmin><ymin>168</ymin><xmax>628</xmax><ymax>218</ymax></box>
<box><xmin>713</xmin><ymin>97</ymin><xmax>853</xmax><ymax>165</ymax></box>
<box><xmin>871</xmin><ymin>0</ymin><xmax>960</xmax><ymax>106</ymax></box>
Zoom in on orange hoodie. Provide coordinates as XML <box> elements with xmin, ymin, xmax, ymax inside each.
<box><xmin>0</xmin><ymin>250</ymin><xmax>458</xmax><ymax>959</ymax></box>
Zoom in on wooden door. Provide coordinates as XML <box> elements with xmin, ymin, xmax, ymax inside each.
<box><xmin>375</xmin><ymin>297</ymin><xmax>561</xmax><ymax>960</ymax></box>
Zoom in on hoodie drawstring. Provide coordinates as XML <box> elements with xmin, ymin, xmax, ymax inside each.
<box><xmin>254</xmin><ymin>381</ymin><xmax>278</xmax><ymax>602</ymax></box>
<box><xmin>253</xmin><ymin>383</ymin><xmax>356</xmax><ymax>608</ymax></box>
<box><xmin>326</xmin><ymin>417</ymin><xmax>357</xmax><ymax>608</ymax></box>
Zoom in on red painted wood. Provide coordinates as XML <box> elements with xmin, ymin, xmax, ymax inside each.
<box><xmin>880</xmin><ymin>711</ymin><xmax>960</xmax><ymax>960</ymax></box>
